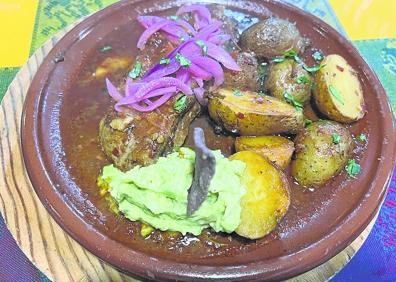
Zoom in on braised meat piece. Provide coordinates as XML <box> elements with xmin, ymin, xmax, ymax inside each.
<box><xmin>137</xmin><ymin>32</ymin><xmax>175</xmax><ymax>76</ymax></box>
<box><xmin>99</xmin><ymin>32</ymin><xmax>201</xmax><ymax>171</ymax></box>
<box><xmin>99</xmin><ymin>96</ymin><xmax>200</xmax><ymax>171</ymax></box>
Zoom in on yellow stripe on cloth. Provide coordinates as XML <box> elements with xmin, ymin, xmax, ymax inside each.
<box><xmin>0</xmin><ymin>1</ymin><xmax>38</xmax><ymax>67</ymax></box>
<box><xmin>329</xmin><ymin>0</ymin><xmax>396</xmax><ymax>40</ymax></box>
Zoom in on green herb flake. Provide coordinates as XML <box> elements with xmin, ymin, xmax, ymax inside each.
<box><xmin>345</xmin><ymin>159</ymin><xmax>361</xmax><ymax>178</ymax></box>
<box><xmin>168</xmin><ymin>15</ymin><xmax>178</xmax><ymax>21</ymax></box>
<box><xmin>128</xmin><ymin>60</ymin><xmax>142</xmax><ymax>79</ymax></box>
<box><xmin>174</xmin><ymin>95</ymin><xmax>188</xmax><ymax>113</ymax></box>
<box><xmin>329</xmin><ymin>85</ymin><xmax>345</xmax><ymax>105</ymax></box>
<box><xmin>332</xmin><ymin>133</ymin><xmax>341</xmax><ymax>144</ymax></box>
<box><xmin>284</xmin><ymin>92</ymin><xmax>303</xmax><ymax>112</ymax></box>
<box><xmin>304</xmin><ymin>118</ymin><xmax>313</xmax><ymax>126</ymax></box>
<box><xmin>195</xmin><ymin>40</ymin><xmax>208</xmax><ymax>56</ymax></box>
<box><xmin>296</xmin><ymin>75</ymin><xmax>310</xmax><ymax>84</ymax></box>
<box><xmin>283</xmin><ymin>49</ymin><xmax>297</xmax><ymax>58</ymax></box>
<box><xmin>272</xmin><ymin>57</ymin><xmax>285</xmax><ymax>63</ymax></box>
<box><xmin>100</xmin><ymin>45</ymin><xmax>112</xmax><ymax>53</ymax></box>
<box><xmin>312</xmin><ymin>50</ymin><xmax>324</xmax><ymax>62</ymax></box>
<box><xmin>358</xmin><ymin>133</ymin><xmax>367</xmax><ymax>142</ymax></box>
<box><xmin>303</xmin><ymin>64</ymin><xmax>323</xmax><ymax>73</ymax></box>
<box><xmin>159</xmin><ymin>57</ymin><xmax>171</xmax><ymax>65</ymax></box>
<box><xmin>233</xmin><ymin>89</ymin><xmax>243</xmax><ymax>97</ymax></box>
<box><xmin>283</xmin><ymin>48</ymin><xmax>302</xmax><ymax>63</ymax></box>
<box><xmin>175</xmin><ymin>53</ymin><xmax>191</xmax><ymax>67</ymax></box>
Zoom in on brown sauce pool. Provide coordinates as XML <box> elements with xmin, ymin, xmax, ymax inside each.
<box><xmin>57</xmin><ymin>5</ymin><xmax>369</xmax><ymax>262</ymax></box>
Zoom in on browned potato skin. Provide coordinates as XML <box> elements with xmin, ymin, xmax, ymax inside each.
<box><xmin>235</xmin><ymin>136</ymin><xmax>294</xmax><ymax>170</ymax></box>
<box><xmin>313</xmin><ymin>54</ymin><xmax>365</xmax><ymax>123</ymax></box>
<box><xmin>239</xmin><ymin>18</ymin><xmax>307</xmax><ymax>59</ymax></box>
<box><xmin>230</xmin><ymin>151</ymin><xmax>290</xmax><ymax>239</ymax></box>
<box><xmin>291</xmin><ymin>120</ymin><xmax>354</xmax><ymax>188</ymax></box>
<box><xmin>223</xmin><ymin>51</ymin><xmax>260</xmax><ymax>92</ymax></box>
<box><xmin>208</xmin><ymin>89</ymin><xmax>305</xmax><ymax>135</ymax></box>
<box><xmin>265</xmin><ymin>59</ymin><xmax>312</xmax><ymax>104</ymax></box>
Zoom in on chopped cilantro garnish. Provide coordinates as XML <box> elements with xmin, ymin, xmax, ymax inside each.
<box><xmin>329</xmin><ymin>85</ymin><xmax>345</xmax><ymax>105</ymax></box>
<box><xmin>272</xmin><ymin>57</ymin><xmax>285</xmax><ymax>63</ymax></box>
<box><xmin>174</xmin><ymin>95</ymin><xmax>188</xmax><ymax>113</ymax></box>
<box><xmin>100</xmin><ymin>45</ymin><xmax>112</xmax><ymax>53</ymax></box>
<box><xmin>296</xmin><ymin>75</ymin><xmax>310</xmax><ymax>84</ymax></box>
<box><xmin>272</xmin><ymin>49</ymin><xmax>298</xmax><ymax>62</ymax></box>
<box><xmin>332</xmin><ymin>133</ymin><xmax>341</xmax><ymax>144</ymax></box>
<box><xmin>273</xmin><ymin>49</ymin><xmax>302</xmax><ymax>64</ymax></box>
<box><xmin>283</xmin><ymin>49</ymin><xmax>297</xmax><ymax>58</ymax></box>
<box><xmin>233</xmin><ymin>89</ymin><xmax>243</xmax><ymax>97</ymax></box>
<box><xmin>128</xmin><ymin>60</ymin><xmax>142</xmax><ymax>79</ymax></box>
<box><xmin>284</xmin><ymin>48</ymin><xmax>301</xmax><ymax>62</ymax></box>
<box><xmin>345</xmin><ymin>159</ymin><xmax>361</xmax><ymax>178</ymax></box>
<box><xmin>357</xmin><ymin>133</ymin><xmax>367</xmax><ymax>142</ymax></box>
<box><xmin>168</xmin><ymin>15</ymin><xmax>178</xmax><ymax>21</ymax></box>
<box><xmin>195</xmin><ymin>40</ymin><xmax>208</xmax><ymax>56</ymax></box>
<box><xmin>284</xmin><ymin>92</ymin><xmax>303</xmax><ymax>112</ymax></box>
<box><xmin>312</xmin><ymin>50</ymin><xmax>324</xmax><ymax>62</ymax></box>
<box><xmin>160</xmin><ymin>57</ymin><xmax>171</xmax><ymax>65</ymax></box>
<box><xmin>175</xmin><ymin>53</ymin><xmax>191</xmax><ymax>67</ymax></box>
<box><xmin>304</xmin><ymin>118</ymin><xmax>313</xmax><ymax>126</ymax></box>
<box><xmin>303</xmin><ymin>64</ymin><xmax>323</xmax><ymax>73</ymax></box>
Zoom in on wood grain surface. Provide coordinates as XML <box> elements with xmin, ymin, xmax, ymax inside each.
<box><xmin>0</xmin><ymin>22</ymin><xmax>375</xmax><ymax>282</ymax></box>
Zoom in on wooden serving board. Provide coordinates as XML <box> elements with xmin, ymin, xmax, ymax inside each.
<box><xmin>0</xmin><ymin>22</ymin><xmax>375</xmax><ymax>282</ymax></box>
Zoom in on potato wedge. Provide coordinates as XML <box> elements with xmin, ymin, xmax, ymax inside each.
<box><xmin>208</xmin><ymin>88</ymin><xmax>304</xmax><ymax>135</ymax></box>
<box><xmin>235</xmin><ymin>136</ymin><xmax>294</xmax><ymax>170</ymax></box>
<box><xmin>291</xmin><ymin>120</ymin><xmax>353</xmax><ymax>187</ymax></box>
<box><xmin>313</xmin><ymin>54</ymin><xmax>365</xmax><ymax>123</ymax></box>
<box><xmin>230</xmin><ymin>151</ymin><xmax>290</xmax><ymax>239</ymax></box>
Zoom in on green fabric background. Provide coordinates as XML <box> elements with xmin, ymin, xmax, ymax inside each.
<box><xmin>0</xmin><ymin>68</ymin><xmax>20</xmax><ymax>101</ymax></box>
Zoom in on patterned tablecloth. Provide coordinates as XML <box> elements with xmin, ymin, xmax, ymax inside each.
<box><xmin>0</xmin><ymin>0</ymin><xmax>395</xmax><ymax>281</ymax></box>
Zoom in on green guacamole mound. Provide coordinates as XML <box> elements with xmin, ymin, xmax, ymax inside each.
<box><xmin>98</xmin><ymin>147</ymin><xmax>246</xmax><ymax>236</ymax></box>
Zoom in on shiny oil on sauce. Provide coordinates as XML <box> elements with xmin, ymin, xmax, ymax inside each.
<box><xmin>59</xmin><ymin>5</ymin><xmax>367</xmax><ymax>260</ymax></box>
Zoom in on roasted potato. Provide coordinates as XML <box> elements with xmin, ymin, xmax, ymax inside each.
<box><xmin>235</xmin><ymin>136</ymin><xmax>294</xmax><ymax>170</ymax></box>
<box><xmin>239</xmin><ymin>18</ymin><xmax>307</xmax><ymax>59</ymax></box>
<box><xmin>208</xmin><ymin>88</ymin><xmax>305</xmax><ymax>135</ymax></box>
<box><xmin>313</xmin><ymin>54</ymin><xmax>365</xmax><ymax>123</ymax></box>
<box><xmin>291</xmin><ymin>120</ymin><xmax>354</xmax><ymax>187</ymax></box>
<box><xmin>230</xmin><ymin>151</ymin><xmax>290</xmax><ymax>239</ymax></box>
<box><xmin>265</xmin><ymin>59</ymin><xmax>312</xmax><ymax>104</ymax></box>
<box><xmin>223</xmin><ymin>51</ymin><xmax>260</xmax><ymax>92</ymax></box>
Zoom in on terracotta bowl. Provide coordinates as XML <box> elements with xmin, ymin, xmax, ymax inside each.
<box><xmin>21</xmin><ymin>0</ymin><xmax>396</xmax><ymax>281</ymax></box>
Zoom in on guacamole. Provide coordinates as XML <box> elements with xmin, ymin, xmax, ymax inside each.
<box><xmin>98</xmin><ymin>147</ymin><xmax>246</xmax><ymax>235</ymax></box>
